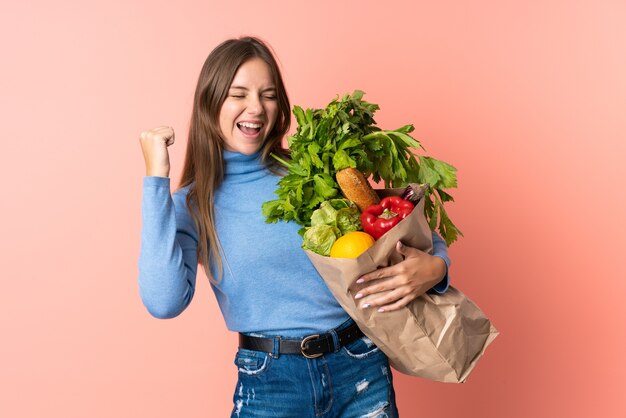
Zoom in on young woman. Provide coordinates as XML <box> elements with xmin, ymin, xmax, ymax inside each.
<box><xmin>138</xmin><ymin>36</ymin><xmax>451</xmax><ymax>418</ymax></box>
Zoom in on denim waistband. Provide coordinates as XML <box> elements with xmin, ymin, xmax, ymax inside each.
<box><xmin>239</xmin><ymin>317</ymin><xmax>361</xmax><ymax>358</ymax></box>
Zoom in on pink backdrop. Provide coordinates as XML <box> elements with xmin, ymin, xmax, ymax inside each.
<box><xmin>1</xmin><ymin>1</ymin><xmax>625</xmax><ymax>417</ymax></box>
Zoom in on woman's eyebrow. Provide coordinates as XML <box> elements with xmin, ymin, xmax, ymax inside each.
<box><xmin>229</xmin><ymin>86</ymin><xmax>276</xmax><ymax>92</ymax></box>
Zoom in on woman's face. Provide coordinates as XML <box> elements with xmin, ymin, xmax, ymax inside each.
<box><xmin>219</xmin><ymin>58</ymin><xmax>279</xmax><ymax>155</ymax></box>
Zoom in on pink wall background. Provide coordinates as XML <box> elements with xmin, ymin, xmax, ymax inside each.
<box><xmin>1</xmin><ymin>1</ymin><xmax>624</xmax><ymax>417</ymax></box>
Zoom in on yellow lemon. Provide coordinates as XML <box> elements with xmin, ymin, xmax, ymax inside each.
<box><xmin>330</xmin><ymin>231</ymin><xmax>375</xmax><ymax>258</ymax></box>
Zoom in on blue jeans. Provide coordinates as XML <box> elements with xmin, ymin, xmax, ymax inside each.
<box><xmin>231</xmin><ymin>318</ymin><xmax>399</xmax><ymax>418</ymax></box>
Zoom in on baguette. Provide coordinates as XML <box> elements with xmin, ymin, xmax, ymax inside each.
<box><xmin>335</xmin><ymin>168</ymin><xmax>380</xmax><ymax>212</ymax></box>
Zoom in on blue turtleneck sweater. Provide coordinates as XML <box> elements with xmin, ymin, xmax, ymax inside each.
<box><xmin>138</xmin><ymin>151</ymin><xmax>450</xmax><ymax>337</ymax></box>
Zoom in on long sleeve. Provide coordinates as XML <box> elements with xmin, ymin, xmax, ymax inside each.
<box><xmin>138</xmin><ymin>176</ymin><xmax>199</xmax><ymax>319</ymax></box>
<box><xmin>430</xmin><ymin>231</ymin><xmax>451</xmax><ymax>294</ymax></box>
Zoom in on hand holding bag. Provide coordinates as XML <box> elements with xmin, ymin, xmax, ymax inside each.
<box><xmin>305</xmin><ymin>185</ymin><xmax>499</xmax><ymax>383</ymax></box>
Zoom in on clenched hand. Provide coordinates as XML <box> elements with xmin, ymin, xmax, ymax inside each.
<box><xmin>139</xmin><ymin>126</ymin><xmax>175</xmax><ymax>177</ymax></box>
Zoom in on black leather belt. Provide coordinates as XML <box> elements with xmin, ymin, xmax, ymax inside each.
<box><xmin>238</xmin><ymin>322</ymin><xmax>364</xmax><ymax>358</ymax></box>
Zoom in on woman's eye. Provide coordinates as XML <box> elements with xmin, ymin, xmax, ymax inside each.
<box><xmin>230</xmin><ymin>95</ymin><xmax>245</xmax><ymax>99</ymax></box>
<box><xmin>263</xmin><ymin>95</ymin><xmax>277</xmax><ymax>100</ymax></box>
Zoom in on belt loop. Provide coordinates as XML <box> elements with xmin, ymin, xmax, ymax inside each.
<box><xmin>270</xmin><ymin>336</ymin><xmax>281</xmax><ymax>359</ymax></box>
<box><xmin>328</xmin><ymin>328</ymin><xmax>340</xmax><ymax>353</ymax></box>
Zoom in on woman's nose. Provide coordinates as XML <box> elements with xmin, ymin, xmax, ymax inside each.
<box><xmin>246</xmin><ymin>96</ymin><xmax>265</xmax><ymax>115</ymax></box>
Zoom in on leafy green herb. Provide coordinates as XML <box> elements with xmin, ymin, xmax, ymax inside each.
<box><xmin>262</xmin><ymin>90</ymin><xmax>462</xmax><ymax>245</ymax></box>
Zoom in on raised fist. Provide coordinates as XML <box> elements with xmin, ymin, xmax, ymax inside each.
<box><xmin>139</xmin><ymin>126</ymin><xmax>175</xmax><ymax>177</ymax></box>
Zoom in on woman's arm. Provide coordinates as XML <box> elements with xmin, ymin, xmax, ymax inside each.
<box><xmin>430</xmin><ymin>230</ymin><xmax>451</xmax><ymax>294</ymax></box>
<box><xmin>138</xmin><ymin>177</ymin><xmax>199</xmax><ymax>319</ymax></box>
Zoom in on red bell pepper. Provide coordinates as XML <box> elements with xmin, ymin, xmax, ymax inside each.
<box><xmin>360</xmin><ymin>196</ymin><xmax>415</xmax><ymax>240</ymax></box>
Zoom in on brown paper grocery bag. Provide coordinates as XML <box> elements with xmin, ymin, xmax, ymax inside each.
<box><xmin>305</xmin><ymin>185</ymin><xmax>499</xmax><ymax>383</ymax></box>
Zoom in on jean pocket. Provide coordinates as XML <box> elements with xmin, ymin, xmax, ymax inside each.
<box><xmin>234</xmin><ymin>348</ymin><xmax>272</xmax><ymax>376</ymax></box>
<box><xmin>341</xmin><ymin>335</ymin><xmax>383</xmax><ymax>359</ymax></box>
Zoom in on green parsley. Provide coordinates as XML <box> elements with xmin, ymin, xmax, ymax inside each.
<box><xmin>262</xmin><ymin>90</ymin><xmax>462</xmax><ymax>245</ymax></box>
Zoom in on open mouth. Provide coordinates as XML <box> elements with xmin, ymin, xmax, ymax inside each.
<box><xmin>237</xmin><ymin>121</ymin><xmax>263</xmax><ymax>136</ymax></box>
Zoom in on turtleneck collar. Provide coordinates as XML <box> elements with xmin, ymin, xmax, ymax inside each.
<box><xmin>222</xmin><ymin>150</ymin><xmax>268</xmax><ymax>183</ymax></box>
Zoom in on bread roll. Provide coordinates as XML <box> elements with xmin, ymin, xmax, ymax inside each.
<box><xmin>335</xmin><ymin>168</ymin><xmax>380</xmax><ymax>212</ymax></box>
